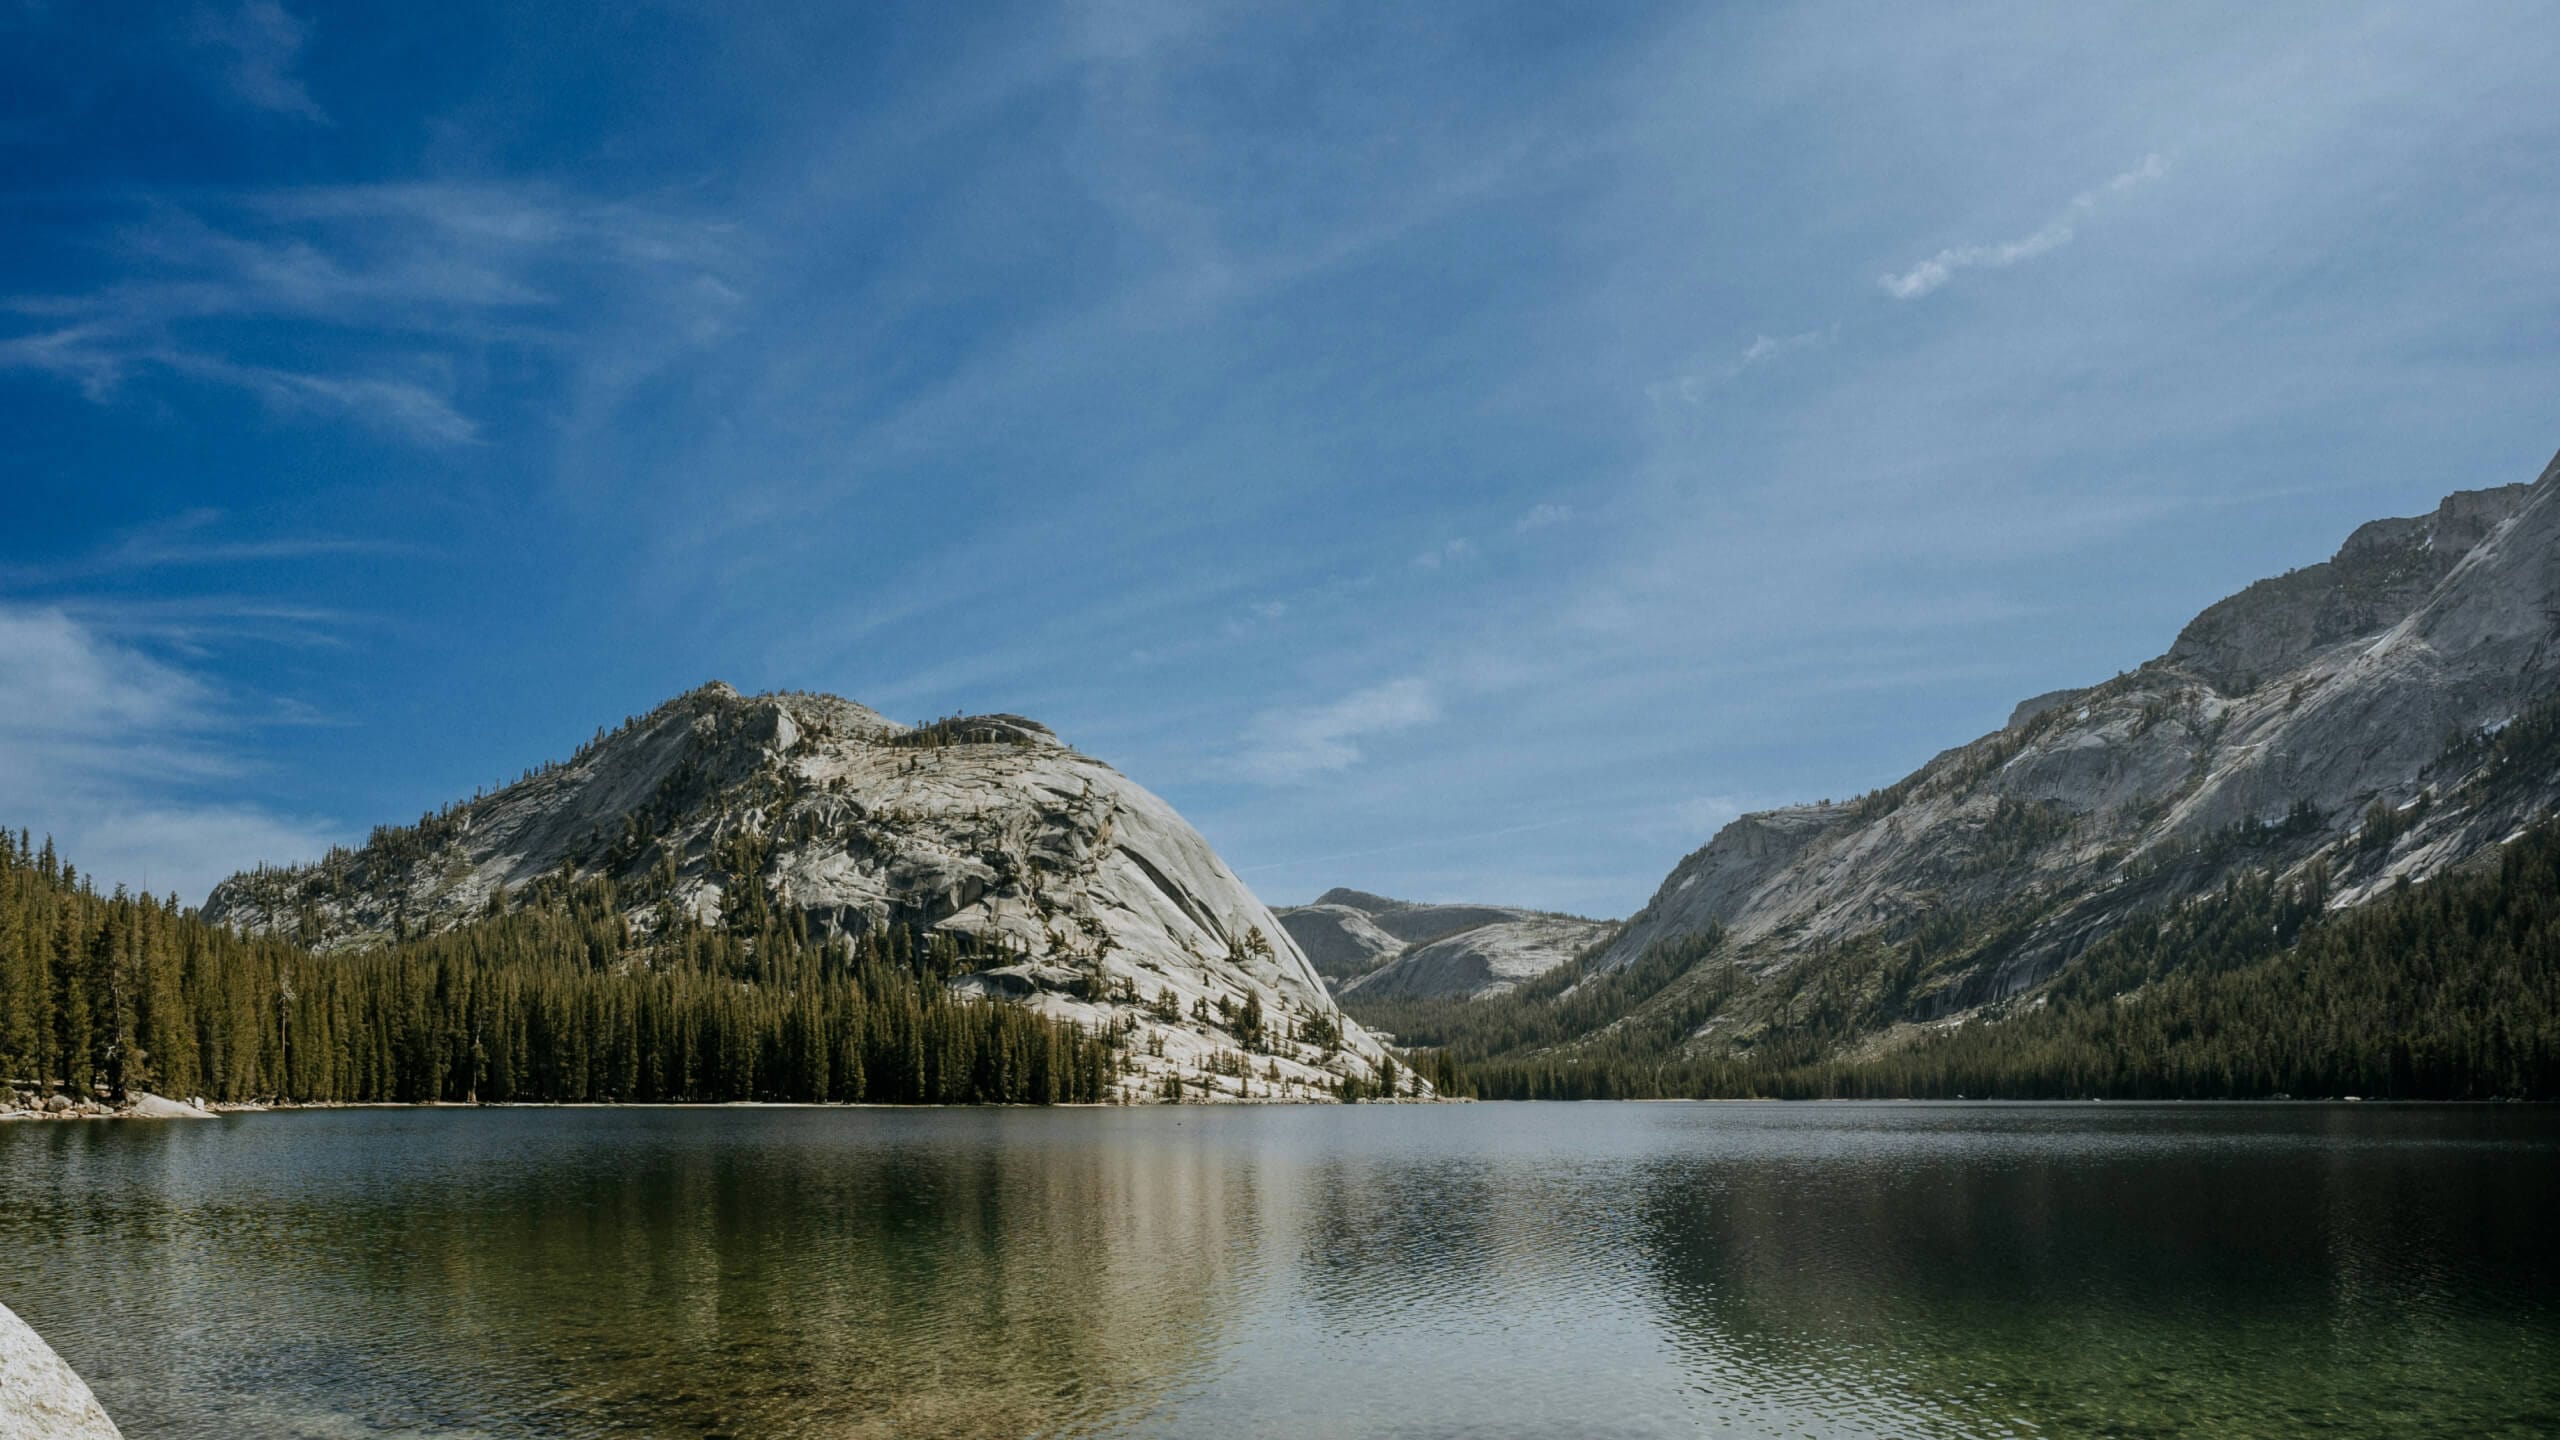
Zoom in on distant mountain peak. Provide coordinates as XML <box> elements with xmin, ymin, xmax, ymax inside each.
<box><xmin>1310</xmin><ymin>887</ymin><xmax>1409</xmax><ymax>913</ymax></box>
<box><xmin>2166</xmin><ymin>481</ymin><xmax>2537</xmax><ymax>694</ymax></box>
<box><xmin>1281</xmin><ymin>890</ymin><xmax>1615</xmax><ymax>1000</ymax></box>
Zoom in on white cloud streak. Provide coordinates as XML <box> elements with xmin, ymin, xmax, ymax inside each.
<box><xmin>0</xmin><ymin>604</ymin><xmax>338</xmax><ymax>902</ymax></box>
<box><xmin>1235</xmin><ymin>678</ymin><xmax>1438</xmax><ymax>783</ymax></box>
<box><xmin>196</xmin><ymin>1</ymin><xmax>328</xmax><ymax>123</ymax></box>
<box><xmin>1881</xmin><ymin>154</ymin><xmax>2167</xmax><ymax>299</ymax></box>
<box><xmin>0</xmin><ymin>509</ymin><xmax>426</xmax><ymax>587</ymax></box>
<box><xmin>0</xmin><ymin>182</ymin><xmax>740</xmax><ymax>449</ymax></box>
<box><xmin>1412</xmin><ymin>538</ymin><xmax>1474</xmax><ymax>571</ymax></box>
<box><xmin>1647</xmin><ymin>324</ymin><xmax>1837</xmax><ymax>405</ymax></box>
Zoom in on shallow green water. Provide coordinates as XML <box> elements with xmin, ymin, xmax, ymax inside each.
<box><xmin>1</xmin><ymin>1103</ymin><xmax>2552</xmax><ymax>1438</ymax></box>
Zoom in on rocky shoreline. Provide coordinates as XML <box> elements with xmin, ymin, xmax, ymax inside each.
<box><xmin>0</xmin><ymin>1090</ymin><xmax>216</xmax><ymax>1123</ymax></box>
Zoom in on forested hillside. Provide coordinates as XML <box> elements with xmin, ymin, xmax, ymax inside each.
<box><xmin>0</xmin><ymin>828</ymin><xmax>1166</xmax><ymax>1105</ymax></box>
<box><xmin>1343</xmin><ymin>455</ymin><xmax>2560</xmax><ymax>1103</ymax></box>
<box><xmin>1372</xmin><ymin>811</ymin><xmax>2560</xmax><ymax>1100</ymax></box>
<box><xmin>201</xmin><ymin>681</ymin><xmax>1405</xmax><ymax>1100</ymax></box>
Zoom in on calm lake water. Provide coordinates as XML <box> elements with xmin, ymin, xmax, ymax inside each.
<box><xmin>2</xmin><ymin>1103</ymin><xmax>2554</xmax><ymax>1439</ymax></box>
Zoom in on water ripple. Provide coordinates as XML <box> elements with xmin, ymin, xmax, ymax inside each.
<box><xmin>0</xmin><ymin>1102</ymin><xmax>2552</xmax><ymax>1438</ymax></box>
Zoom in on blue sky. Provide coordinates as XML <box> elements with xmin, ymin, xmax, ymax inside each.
<box><xmin>3</xmin><ymin>2</ymin><xmax>2554</xmax><ymax>912</ymax></box>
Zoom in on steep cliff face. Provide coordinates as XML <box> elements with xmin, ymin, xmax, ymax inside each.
<box><xmin>2164</xmin><ymin>481</ymin><xmax>2535</xmax><ymax>694</ymax></box>
<box><xmin>206</xmin><ymin>685</ymin><xmax>1404</xmax><ymax>1098</ymax></box>
<box><xmin>1280</xmin><ymin>889</ymin><xmax>1614</xmax><ymax>1000</ymax></box>
<box><xmin>1602</xmin><ymin>450</ymin><xmax>2560</xmax><ymax>1022</ymax></box>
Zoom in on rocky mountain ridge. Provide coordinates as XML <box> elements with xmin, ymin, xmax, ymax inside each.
<box><xmin>1599</xmin><ymin>447</ymin><xmax>2560</xmax><ymax>1036</ymax></box>
<box><xmin>1278</xmin><ymin>888</ymin><xmax>1614</xmax><ymax>1001</ymax></box>
<box><xmin>206</xmin><ymin>684</ymin><xmax>1405</xmax><ymax>1100</ymax></box>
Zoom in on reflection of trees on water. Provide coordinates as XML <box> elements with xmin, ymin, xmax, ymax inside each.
<box><xmin>1290</xmin><ymin>1146</ymin><xmax>1688</xmax><ymax>1347</ymax></box>
<box><xmin>1293</xmin><ymin>1156</ymin><xmax>1506</xmax><ymax>1334</ymax></box>
<box><xmin>7</xmin><ymin>1106</ymin><xmax>2557</xmax><ymax>1440</ymax></box>
<box><xmin>1628</xmin><ymin>1113</ymin><xmax>2560</xmax><ymax>1438</ymax></box>
<box><xmin>390</xmin><ymin>1113</ymin><xmax>1267</xmax><ymax>1437</ymax></box>
<box><xmin>2</xmin><ymin>1110</ymin><xmax>1258</xmax><ymax>1439</ymax></box>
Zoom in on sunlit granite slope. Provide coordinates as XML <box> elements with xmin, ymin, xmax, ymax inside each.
<box><xmin>207</xmin><ymin>685</ymin><xmax>1407</xmax><ymax>1099</ymax></box>
<box><xmin>1604</xmin><ymin>447</ymin><xmax>2560</xmax><ymax>1016</ymax></box>
<box><xmin>1281</xmin><ymin>889</ymin><xmax>1613</xmax><ymax>1000</ymax></box>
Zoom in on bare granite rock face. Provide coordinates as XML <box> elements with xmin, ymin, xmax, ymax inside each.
<box><xmin>1275</xmin><ymin>893</ymin><xmax>1410</xmax><ymax>982</ymax></box>
<box><xmin>1282</xmin><ymin>889</ymin><xmax>1614</xmax><ymax>1001</ymax></box>
<box><xmin>206</xmin><ymin>685</ymin><xmax>1405</xmax><ymax>1100</ymax></box>
<box><xmin>1340</xmin><ymin>913</ymin><xmax>1615</xmax><ymax>1001</ymax></box>
<box><xmin>1603</xmin><ymin>448</ymin><xmax>2560</xmax><ymax>1016</ymax></box>
<box><xmin>0</xmin><ymin>1301</ymin><xmax>121</xmax><ymax>1440</ymax></box>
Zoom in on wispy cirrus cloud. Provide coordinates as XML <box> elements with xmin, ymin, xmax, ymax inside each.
<box><xmin>194</xmin><ymin>1</ymin><xmax>328</xmax><ymax>123</ymax></box>
<box><xmin>1881</xmin><ymin>154</ymin><xmax>2168</xmax><ymax>300</ymax></box>
<box><xmin>1412</xmin><ymin>538</ymin><xmax>1475</xmax><ymax>571</ymax></box>
<box><xmin>177</xmin><ymin>352</ymin><xmax>483</xmax><ymax>445</ymax></box>
<box><xmin>0</xmin><ymin>325</ymin><xmax>482</xmax><ymax>446</ymax></box>
<box><xmin>1735</xmin><ymin>326</ymin><xmax>1836</xmax><ymax>369</ymax></box>
<box><xmin>1235</xmin><ymin>677</ymin><xmax>1438</xmax><ymax>783</ymax></box>
<box><xmin>1</xmin><ymin>182</ymin><xmax>741</xmax><ymax>448</ymax></box>
<box><xmin>1647</xmin><ymin>324</ymin><xmax>1838</xmax><ymax>405</ymax></box>
<box><xmin>0</xmin><ymin>602</ymin><xmax>338</xmax><ymax>900</ymax></box>
<box><xmin>51</xmin><ymin>594</ymin><xmax>369</xmax><ymax>658</ymax></box>
<box><xmin>0</xmin><ymin>508</ymin><xmax>428</xmax><ymax>588</ymax></box>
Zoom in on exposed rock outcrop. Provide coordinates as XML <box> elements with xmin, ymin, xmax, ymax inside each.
<box><xmin>1604</xmin><ymin>449</ymin><xmax>2560</xmax><ymax>1020</ymax></box>
<box><xmin>1273</xmin><ymin>892</ymin><xmax>1409</xmax><ymax>982</ymax></box>
<box><xmin>0</xmin><ymin>1301</ymin><xmax>121</xmax><ymax>1440</ymax></box>
<box><xmin>1339</xmin><ymin>913</ymin><xmax>1615</xmax><ymax>1001</ymax></box>
<box><xmin>0</xmin><ymin>1092</ymin><xmax>210</xmax><ymax>1122</ymax></box>
<box><xmin>207</xmin><ymin>685</ymin><xmax>1405</xmax><ymax>1100</ymax></box>
<box><xmin>1281</xmin><ymin>889</ymin><xmax>1613</xmax><ymax>1000</ymax></box>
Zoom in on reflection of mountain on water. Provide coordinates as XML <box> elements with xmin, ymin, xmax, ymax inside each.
<box><xmin>400</xmin><ymin>1122</ymin><xmax>1253</xmax><ymax>1436</ymax></box>
<box><xmin>1294</xmin><ymin>1156</ymin><xmax>1512</xmax><ymax>1332</ymax></box>
<box><xmin>5</xmin><ymin>1105</ymin><xmax>2555</xmax><ymax>1439</ymax></box>
<box><xmin>1628</xmin><ymin>1106</ymin><xmax>2560</xmax><ymax>1437</ymax></box>
<box><xmin>7</xmin><ymin>1110</ymin><xmax>1253</xmax><ymax>1439</ymax></box>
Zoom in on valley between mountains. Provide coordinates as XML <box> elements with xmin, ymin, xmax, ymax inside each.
<box><xmin>5</xmin><ymin>449</ymin><xmax>2557</xmax><ymax>1110</ymax></box>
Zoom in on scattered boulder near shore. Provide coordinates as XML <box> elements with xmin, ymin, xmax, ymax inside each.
<box><xmin>0</xmin><ymin>1091</ymin><xmax>212</xmax><ymax>1122</ymax></box>
<box><xmin>123</xmin><ymin>1093</ymin><xmax>211</xmax><ymax>1120</ymax></box>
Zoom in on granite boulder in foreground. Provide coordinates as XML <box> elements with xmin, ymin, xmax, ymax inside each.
<box><xmin>0</xmin><ymin>1301</ymin><xmax>120</xmax><ymax>1440</ymax></box>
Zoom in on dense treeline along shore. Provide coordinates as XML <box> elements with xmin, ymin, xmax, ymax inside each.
<box><xmin>1364</xmin><ymin>808</ymin><xmax>2560</xmax><ymax>1102</ymax></box>
<box><xmin>7</xmin><ymin>805</ymin><xmax>2552</xmax><ymax>1112</ymax></box>
<box><xmin>0</xmin><ymin>828</ymin><xmax>1413</xmax><ymax>1111</ymax></box>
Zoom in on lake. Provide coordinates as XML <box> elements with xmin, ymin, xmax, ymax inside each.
<box><xmin>1</xmin><ymin>1103</ymin><xmax>2553</xmax><ymax>1438</ymax></box>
